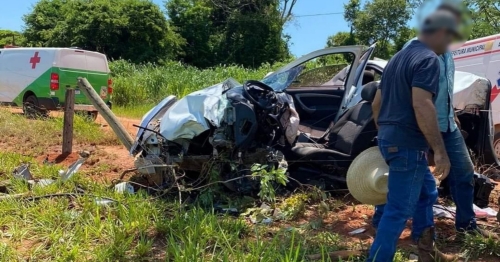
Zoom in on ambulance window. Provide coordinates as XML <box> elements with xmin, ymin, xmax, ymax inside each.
<box><xmin>85</xmin><ymin>53</ymin><xmax>109</xmax><ymax>72</ymax></box>
<box><xmin>59</xmin><ymin>51</ymin><xmax>87</xmax><ymax>71</ymax></box>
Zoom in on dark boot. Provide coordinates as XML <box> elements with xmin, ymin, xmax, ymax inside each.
<box><xmin>417</xmin><ymin>227</ymin><xmax>459</xmax><ymax>262</ymax></box>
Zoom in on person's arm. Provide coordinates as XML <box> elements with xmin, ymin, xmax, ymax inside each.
<box><xmin>413</xmin><ymin>89</ymin><xmax>446</xmax><ymax>153</ymax></box>
<box><xmin>372</xmin><ymin>89</ymin><xmax>382</xmax><ymax>129</ymax></box>
<box><xmin>412</xmin><ymin>56</ymin><xmax>450</xmax><ymax>180</ymax></box>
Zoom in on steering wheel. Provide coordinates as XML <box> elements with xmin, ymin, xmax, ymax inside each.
<box><xmin>243</xmin><ymin>80</ymin><xmax>277</xmax><ymax>110</ymax></box>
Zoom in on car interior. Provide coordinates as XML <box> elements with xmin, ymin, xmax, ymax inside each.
<box><xmin>296</xmin><ymin>70</ymin><xmax>376</xmax><ymax>139</ymax></box>
<box><xmin>282</xmin><ymin>81</ymin><xmax>379</xmax><ymax>188</ymax></box>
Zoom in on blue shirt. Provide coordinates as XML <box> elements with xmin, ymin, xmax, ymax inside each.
<box><xmin>377</xmin><ymin>40</ymin><xmax>440</xmax><ymax>149</ymax></box>
<box><xmin>403</xmin><ymin>37</ymin><xmax>457</xmax><ymax>132</ymax></box>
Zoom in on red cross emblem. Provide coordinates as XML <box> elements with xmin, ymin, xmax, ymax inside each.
<box><xmin>29</xmin><ymin>52</ymin><xmax>41</xmax><ymax>69</ymax></box>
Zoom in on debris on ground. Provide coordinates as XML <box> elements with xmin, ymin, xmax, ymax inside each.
<box><xmin>13</xmin><ymin>164</ymin><xmax>34</xmax><ymax>180</ymax></box>
<box><xmin>433</xmin><ymin>204</ymin><xmax>498</xmax><ymax>219</ymax></box>
<box><xmin>348</xmin><ymin>228</ymin><xmax>367</xmax><ymax>235</ymax></box>
<box><xmin>60</xmin><ymin>152</ymin><xmax>89</xmax><ymax>182</ymax></box>
<box><xmin>114</xmin><ymin>182</ymin><xmax>135</xmax><ymax>194</ymax></box>
<box><xmin>11</xmin><ymin>151</ymin><xmax>89</xmax><ymax>188</ymax></box>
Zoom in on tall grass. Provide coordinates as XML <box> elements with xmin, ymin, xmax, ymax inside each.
<box><xmin>110</xmin><ymin>60</ymin><xmax>286</xmax><ymax>109</ymax></box>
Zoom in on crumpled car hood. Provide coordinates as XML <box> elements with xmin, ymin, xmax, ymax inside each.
<box><xmin>160</xmin><ymin>78</ymin><xmax>240</xmax><ymax>141</ymax></box>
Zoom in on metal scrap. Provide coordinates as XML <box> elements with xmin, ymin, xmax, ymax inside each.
<box><xmin>60</xmin><ymin>157</ymin><xmax>87</xmax><ymax>182</ymax></box>
<box><xmin>13</xmin><ymin>164</ymin><xmax>34</xmax><ymax>180</ymax></box>
<box><xmin>8</xmin><ymin>151</ymin><xmax>90</xmax><ymax>190</ymax></box>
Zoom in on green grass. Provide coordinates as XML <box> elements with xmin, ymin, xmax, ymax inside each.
<box><xmin>0</xmin><ymin>108</ymin><xmax>120</xmax><ymax>155</ymax></box>
<box><xmin>109</xmin><ymin>60</ymin><xmax>287</xmax><ymax>118</ymax></box>
<box><xmin>113</xmin><ymin>103</ymin><xmax>155</xmax><ymax>119</ymax></box>
<box><xmin>1</xmin><ymin>99</ymin><xmax>498</xmax><ymax>261</ymax></box>
<box><xmin>0</xmin><ymin>151</ymin><xmax>368</xmax><ymax>261</ymax></box>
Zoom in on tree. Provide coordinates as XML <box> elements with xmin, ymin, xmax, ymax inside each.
<box><xmin>326</xmin><ymin>32</ymin><xmax>356</xmax><ymax>47</ymax></box>
<box><xmin>279</xmin><ymin>0</ymin><xmax>298</xmax><ymax>27</ymax></box>
<box><xmin>23</xmin><ymin>0</ymin><xmax>183</xmax><ymax>63</ymax></box>
<box><xmin>353</xmin><ymin>0</ymin><xmax>411</xmax><ymax>58</ymax></box>
<box><xmin>0</xmin><ymin>30</ymin><xmax>26</xmax><ymax>47</ymax></box>
<box><xmin>343</xmin><ymin>0</ymin><xmax>360</xmax><ymax>46</ymax></box>
<box><xmin>393</xmin><ymin>27</ymin><xmax>417</xmax><ymax>52</ymax></box>
<box><xmin>466</xmin><ymin>0</ymin><xmax>500</xmax><ymax>39</ymax></box>
<box><xmin>166</xmin><ymin>0</ymin><xmax>289</xmax><ymax>68</ymax></box>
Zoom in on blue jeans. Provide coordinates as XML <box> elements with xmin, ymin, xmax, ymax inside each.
<box><xmin>367</xmin><ymin>140</ymin><xmax>438</xmax><ymax>262</ymax></box>
<box><xmin>373</xmin><ymin>129</ymin><xmax>476</xmax><ymax>236</ymax></box>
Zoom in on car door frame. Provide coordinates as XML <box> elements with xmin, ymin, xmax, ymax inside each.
<box><xmin>340</xmin><ymin>44</ymin><xmax>377</xmax><ymax>115</ymax></box>
<box><xmin>274</xmin><ymin>46</ymin><xmax>366</xmax><ymax>122</ymax></box>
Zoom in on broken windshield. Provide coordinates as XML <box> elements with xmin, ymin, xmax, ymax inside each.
<box><xmin>260</xmin><ymin>65</ymin><xmax>305</xmax><ymax>92</ymax></box>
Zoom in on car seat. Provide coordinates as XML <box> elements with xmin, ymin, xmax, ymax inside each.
<box><xmin>283</xmin><ymin>81</ymin><xmax>379</xmax><ymax>168</ymax></box>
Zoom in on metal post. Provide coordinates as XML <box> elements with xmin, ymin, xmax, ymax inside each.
<box><xmin>62</xmin><ymin>88</ymin><xmax>75</xmax><ymax>155</ymax></box>
<box><xmin>77</xmin><ymin>77</ymin><xmax>134</xmax><ymax>150</ymax></box>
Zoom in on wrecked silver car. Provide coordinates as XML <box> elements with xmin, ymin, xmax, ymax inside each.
<box><xmin>130</xmin><ymin>45</ymin><xmax>497</xmax><ymax>204</ymax></box>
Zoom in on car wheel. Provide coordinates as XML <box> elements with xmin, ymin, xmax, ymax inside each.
<box><xmin>494</xmin><ymin>133</ymin><xmax>500</xmax><ymax>160</ymax></box>
<box><xmin>87</xmin><ymin>111</ymin><xmax>98</xmax><ymax>122</ymax></box>
<box><xmin>76</xmin><ymin>111</ymin><xmax>98</xmax><ymax>122</ymax></box>
<box><xmin>23</xmin><ymin>95</ymin><xmax>47</xmax><ymax>119</ymax></box>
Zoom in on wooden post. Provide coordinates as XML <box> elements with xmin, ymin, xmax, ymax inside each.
<box><xmin>62</xmin><ymin>88</ymin><xmax>75</xmax><ymax>155</ymax></box>
<box><xmin>77</xmin><ymin>78</ymin><xmax>134</xmax><ymax>150</ymax></box>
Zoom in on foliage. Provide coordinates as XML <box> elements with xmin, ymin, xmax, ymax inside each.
<box><xmin>250</xmin><ymin>163</ymin><xmax>288</xmax><ymax>202</ymax></box>
<box><xmin>166</xmin><ymin>0</ymin><xmax>290</xmax><ymax>68</ymax></box>
<box><xmin>109</xmin><ymin>59</ymin><xmax>288</xmax><ymax>107</ymax></box>
<box><xmin>354</xmin><ymin>0</ymin><xmax>412</xmax><ymax>58</ymax></box>
<box><xmin>466</xmin><ymin>0</ymin><xmax>500</xmax><ymax>39</ymax></box>
<box><xmin>326</xmin><ymin>0</ymin><xmax>412</xmax><ymax>59</ymax></box>
<box><xmin>0</xmin><ymin>30</ymin><xmax>26</xmax><ymax>47</ymax></box>
<box><xmin>279</xmin><ymin>193</ymin><xmax>308</xmax><ymax>220</ymax></box>
<box><xmin>23</xmin><ymin>0</ymin><xmax>183</xmax><ymax>63</ymax></box>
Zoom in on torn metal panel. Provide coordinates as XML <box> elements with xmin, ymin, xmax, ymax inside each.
<box><xmin>159</xmin><ymin>79</ymin><xmax>239</xmax><ymax>141</ymax></box>
<box><xmin>13</xmin><ymin>164</ymin><xmax>33</xmax><ymax>181</ymax></box>
<box><xmin>60</xmin><ymin>157</ymin><xmax>87</xmax><ymax>182</ymax></box>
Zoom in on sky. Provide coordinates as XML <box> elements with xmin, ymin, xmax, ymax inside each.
<box><xmin>0</xmin><ymin>0</ymin><xmax>412</xmax><ymax>57</ymax></box>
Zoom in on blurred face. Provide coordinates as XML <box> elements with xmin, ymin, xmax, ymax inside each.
<box><xmin>431</xmin><ymin>29</ymin><xmax>455</xmax><ymax>54</ymax></box>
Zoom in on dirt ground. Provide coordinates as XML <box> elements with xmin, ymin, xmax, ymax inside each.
<box><xmin>3</xmin><ymin>107</ymin><xmax>500</xmax><ymax>260</ymax></box>
<box><xmin>6</xmin><ymin>107</ymin><xmax>140</xmax><ymax>182</ymax></box>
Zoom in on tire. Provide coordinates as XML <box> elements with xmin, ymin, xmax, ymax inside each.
<box><xmin>493</xmin><ymin>132</ymin><xmax>500</xmax><ymax>161</ymax></box>
<box><xmin>23</xmin><ymin>95</ymin><xmax>47</xmax><ymax>119</ymax></box>
<box><xmin>87</xmin><ymin>111</ymin><xmax>98</xmax><ymax>122</ymax></box>
<box><xmin>76</xmin><ymin>111</ymin><xmax>98</xmax><ymax>122</ymax></box>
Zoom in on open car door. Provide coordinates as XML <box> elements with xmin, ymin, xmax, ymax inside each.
<box><xmin>270</xmin><ymin>46</ymin><xmax>365</xmax><ymax>135</ymax></box>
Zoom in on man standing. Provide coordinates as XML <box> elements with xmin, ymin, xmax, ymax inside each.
<box><xmin>367</xmin><ymin>10</ymin><xmax>460</xmax><ymax>262</ymax></box>
<box><xmin>372</xmin><ymin>2</ymin><xmax>497</xmax><ymax>242</ymax></box>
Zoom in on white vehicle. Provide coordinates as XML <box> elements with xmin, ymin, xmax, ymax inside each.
<box><xmin>451</xmin><ymin>34</ymin><xmax>500</xmax><ymax>158</ymax></box>
<box><xmin>0</xmin><ymin>47</ymin><xmax>113</xmax><ymax>117</ymax></box>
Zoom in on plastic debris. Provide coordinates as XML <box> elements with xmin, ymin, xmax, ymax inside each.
<box><xmin>433</xmin><ymin>204</ymin><xmax>498</xmax><ymax>219</ymax></box>
<box><xmin>13</xmin><ymin>164</ymin><xmax>33</xmax><ymax>180</ymax></box>
<box><xmin>32</xmin><ymin>179</ymin><xmax>56</xmax><ymax>188</ymax></box>
<box><xmin>94</xmin><ymin>198</ymin><xmax>116</xmax><ymax>206</ymax></box>
<box><xmin>114</xmin><ymin>182</ymin><xmax>135</xmax><ymax>194</ymax></box>
<box><xmin>348</xmin><ymin>228</ymin><xmax>367</xmax><ymax>235</ymax></box>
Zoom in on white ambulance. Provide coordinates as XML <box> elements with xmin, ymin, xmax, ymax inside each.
<box><xmin>451</xmin><ymin>35</ymin><xmax>500</xmax><ymax>159</ymax></box>
<box><xmin>0</xmin><ymin>47</ymin><xmax>113</xmax><ymax>118</ymax></box>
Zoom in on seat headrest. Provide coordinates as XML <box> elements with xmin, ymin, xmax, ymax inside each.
<box><xmin>362</xmin><ymin>70</ymin><xmax>375</xmax><ymax>85</ymax></box>
<box><xmin>361</xmin><ymin>81</ymin><xmax>379</xmax><ymax>102</ymax></box>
